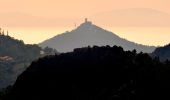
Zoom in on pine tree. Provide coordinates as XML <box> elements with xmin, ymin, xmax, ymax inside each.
<box><xmin>2</xmin><ymin>30</ymin><xmax>4</xmax><ymax>35</ymax></box>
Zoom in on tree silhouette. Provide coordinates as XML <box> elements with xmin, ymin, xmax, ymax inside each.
<box><xmin>5</xmin><ymin>46</ymin><xmax>170</xmax><ymax>100</ymax></box>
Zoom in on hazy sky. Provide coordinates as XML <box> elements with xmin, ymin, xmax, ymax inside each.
<box><xmin>1</xmin><ymin>0</ymin><xmax>170</xmax><ymax>46</ymax></box>
<box><xmin>1</xmin><ymin>0</ymin><xmax>170</xmax><ymax>17</ymax></box>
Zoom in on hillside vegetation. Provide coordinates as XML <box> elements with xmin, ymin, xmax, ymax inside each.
<box><xmin>6</xmin><ymin>46</ymin><xmax>170</xmax><ymax>100</ymax></box>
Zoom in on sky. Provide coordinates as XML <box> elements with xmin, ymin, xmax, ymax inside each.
<box><xmin>0</xmin><ymin>0</ymin><xmax>170</xmax><ymax>46</ymax></box>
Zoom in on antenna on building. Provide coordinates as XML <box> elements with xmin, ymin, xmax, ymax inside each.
<box><xmin>74</xmin><ymin>23</ymin><xmax>77</xmax><ymax>28</ymax></box>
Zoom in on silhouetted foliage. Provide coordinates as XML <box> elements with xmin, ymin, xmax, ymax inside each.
<box><xmin>43</xmin><ymin>46</ymin><xmax>58</xmax><ymax>55</ymax></box>
<box><xmin>5</xmin><ymin>46</ymin><xmax>170</xmax><ymax>100</ymax></box>
<box><xmin>0</xmin><ymin>86</ymin><xmax>12</xmax><ymax>100</ymax></box>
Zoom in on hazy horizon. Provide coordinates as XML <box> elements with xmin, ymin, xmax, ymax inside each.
<box><xmin>5</xmin><ymin>25</ymin><xmax>170</xmax><ymax>46</ymax></box>
<box><xmin>1</xmin><ymin>0</ymin><xmax>170</xmax><ymax>46</ymax></box>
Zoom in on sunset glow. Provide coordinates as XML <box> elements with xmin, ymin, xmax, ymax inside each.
<box><xmin>0</xmin><ymin>0</ymin><xmax>170</xmax><ymax>46</ymax></box>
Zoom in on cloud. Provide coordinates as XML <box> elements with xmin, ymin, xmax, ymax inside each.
<box><xmin>91</xmin><ymin>8</ymin><xmax>170</xmax><ymax>27</ymax></box>
<box><xmin>1</xmin><ymin>8</ymin><xmax>170</xmax><ymax>28</ymax></box>
<box><xmin>0</xmin><ymin>12</ymin><xmax>81</xmax><ymax>27</ymax></box>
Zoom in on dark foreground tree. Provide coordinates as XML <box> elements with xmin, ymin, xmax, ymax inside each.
<box><xmin>5</xmin><ymin>46</ymin><xmax>170</xmax><ymax>100</ymax></box>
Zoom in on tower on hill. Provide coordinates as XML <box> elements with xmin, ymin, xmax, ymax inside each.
<box><xmin>84</xmin><ymin>18</ymin><xmax>92</xmax><ymax>25</ymax></box>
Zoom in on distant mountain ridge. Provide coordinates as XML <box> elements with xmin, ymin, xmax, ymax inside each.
<box><xmin>39</xmin><ymin>19</ymin><xmax>156</xmax><ymax>53</ymax></box>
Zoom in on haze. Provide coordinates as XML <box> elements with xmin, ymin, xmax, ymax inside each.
<box><xmin>1</xmin><ymin>0</ymin><xmax>170</xmax><ymax>46</ymax></box>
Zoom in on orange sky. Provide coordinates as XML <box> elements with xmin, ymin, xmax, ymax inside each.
<box><xmin>1</xmin><ymin>0</ymin><xmax>170</xmax><ymax>18</ymax></box>
<box><xmin>0</xmin><ymin>0</ymin><xmax>170</xmax><ymax>46</ymax></box>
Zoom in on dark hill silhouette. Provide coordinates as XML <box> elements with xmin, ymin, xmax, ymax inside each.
<box><xmin>151</xmin><ymin>44</ymin><xmax>170</xmax><ymax>61</ymax></box>
<box><xmin>7</xmin><ymin>46</ymin><xmax>170</xmax><ymax>100</ymax></box>
<box><xmin>39</xmin><ymin>19</ymin><xmax>155</xmax><ymax>53</ymax></box>
<box><xmin>0</xmin><ymin>33</ymin><xmax>58</xmax><ymax>89</ymax></box>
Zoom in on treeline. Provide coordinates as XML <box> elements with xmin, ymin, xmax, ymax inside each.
<box><xmin>4</xmin><ymin>46</ymin><xmax>170</xmax><ymax>100</ymax></box>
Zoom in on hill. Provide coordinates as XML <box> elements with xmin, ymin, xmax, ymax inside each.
<box><xmin>39</xmin><ymin>19</ymin><xmax>155</xmax><ymax>53</ymax></box>
<box><xmin>0</xmin><ymin>33</ymin><xmax>57</xmax><ymax>89</ymax></box>
<box><xmin>151</xmin><ymin>44</ymin><xmax>170</xmax><ymax>61</ymax></box>
<box><xmin>6</xmin><ymin>46</ymin><xmax>170</xmax><ymax>100</ymax></box>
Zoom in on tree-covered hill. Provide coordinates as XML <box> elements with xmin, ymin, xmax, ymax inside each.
<box><xmin>0</xmin><ymin>34</ymin><xmax>58</xmax><ymax>89</ymax></box>
<box><xmin>0</xmin><ymin>35</ymin><xmax>41</xmax><ymax>62</ymax></box>
<box><xmin>6</xmin><ymin>46</ymin><xmax>170</xmax><ymax>100</ymax></box>
<box><xmin>151</xmin><ymin>44</ymin><xmax>170</xmax><ymax>61</ymax></box>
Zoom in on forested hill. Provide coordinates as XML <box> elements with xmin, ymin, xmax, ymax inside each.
<box><xmin>0</xmin><ymin>34</ymin><xmax>57</xmax><ymax>89</ymax></box>
<box><xmin>0</xmin><ymin>35</ymin><xmax>41</xmax><ymax>62</ymax></box>
<box><xmin>151</xmin><ymin>44</ymin><xmax>170</xmax><ymax>61</ymax></box>
<box><xmin>7</xmin><ymin>46</ymin><xmax>170</xmax><ymax>100</ymax></box>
